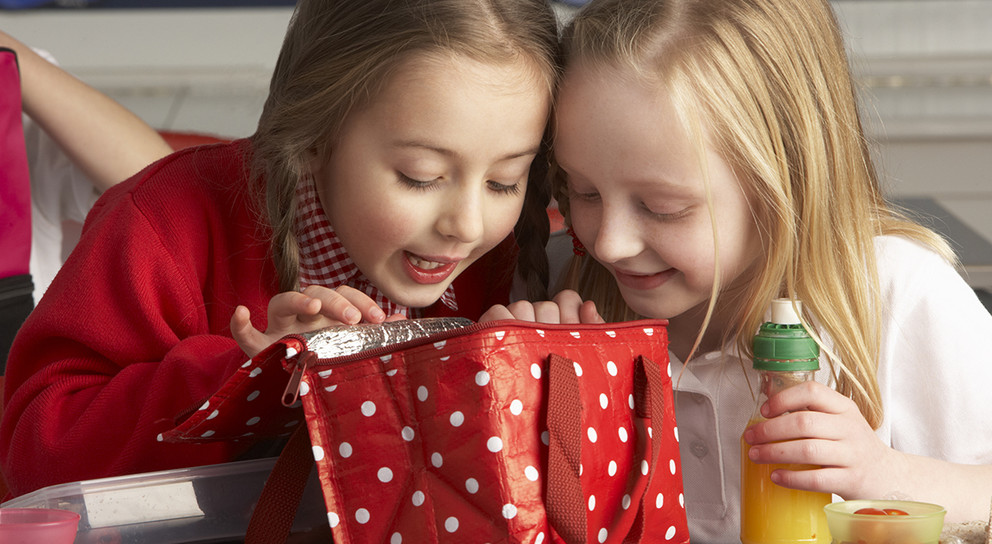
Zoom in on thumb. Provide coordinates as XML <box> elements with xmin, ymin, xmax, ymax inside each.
<box><xmin>230</xmin><ymin>305</ymin><xmax>269</xmax><ymax>358</ymax></box>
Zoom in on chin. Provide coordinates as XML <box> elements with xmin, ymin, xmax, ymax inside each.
<box><xmin>621</xmin><ymin>291</ymin><xmax>699</xmax><ymax>321</ymax></box>
<box><xmin>617</xmin><ymin>297</ymin><xmax>663</xmax><ymax>320</ymax></box>
<box><xmin>386</xmin><ymin>286</ymin><xmax>450</xmax><ymax>310</ymax></box>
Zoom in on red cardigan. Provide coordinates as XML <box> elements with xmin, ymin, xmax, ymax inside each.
<box><xmin>1</xmin><ymin>140</ymin><xmax>515</xmax><ymax>496</ymax></box>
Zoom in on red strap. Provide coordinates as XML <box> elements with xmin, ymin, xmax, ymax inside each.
<box><xmin>546</xmin><ymin>354</ymin><xmax>668</xmax><ymax>544</ymax></box>
<box><xmin>244</xmin><ymin>423</ymin><xmax>314</xmax><ymax>544</ymax></box>
<box><xmin>623</xmin><ymin>356</ymin><xmax>667</xmax><ymax>543</ymax></box>
<box><xmin>545</xmin><ymin>353</ymin><xmax>586</xmax><ymax>543</ymax></box>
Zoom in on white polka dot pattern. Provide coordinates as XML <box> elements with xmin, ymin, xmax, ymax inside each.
<box><xmin>160</xmin><ymin>339</ymin><xmax>312</xmax><ymax>443</ymax></box>
<box><xmin>161</xmin><ymin>322</ymin><xmax>688</xmax><ymax>543</ymax></box>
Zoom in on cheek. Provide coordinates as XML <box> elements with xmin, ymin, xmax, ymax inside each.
<box><xmin>339</xmin><ymin>193</ymin><xmax>420</xmax><ymax>249</ymax></box>
<box><xmin>657</xmin><ymin>222</ymin><xmax>720</xmax><ymax>286</ymax></box>
<box><xmin>482</xmin><ymin>197</ymin><xmax>526</xmax><ymax>247</ymax></box>
<box><xmin>567</xmin><ymin>201</ymin><xmax>600</xmax><ymax>246</ymax></box>
<box><xmin>720</xmin><ymin>230</ymin><xmax>762</xmax><ymax>281</ymax></box>
<box><xmin>366</xmin><ymin>217</ymin><xmax>413</xmax><ymax>246</ymax></box>
<box><xmin>713</xmin><ymin>208</ymin><xmax>761</xmax><ymax>282</ymax></box>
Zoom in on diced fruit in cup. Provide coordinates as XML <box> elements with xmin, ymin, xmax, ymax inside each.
<box><xmin>854</xmin><ymin>507</ymin><xmax>909</xmax><ymax>516</ymax></box>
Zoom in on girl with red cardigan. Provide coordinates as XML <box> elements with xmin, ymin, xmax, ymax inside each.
<box><xmin>1</xmin><ymin>0</ymin><xmax>559</xmax><ymax>497</ymax></box>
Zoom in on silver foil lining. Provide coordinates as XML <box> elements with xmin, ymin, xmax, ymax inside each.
<box><xmin>301</xmin><ymin>317</ymin><xmax>473</xmax><ymax>360</ymax></box>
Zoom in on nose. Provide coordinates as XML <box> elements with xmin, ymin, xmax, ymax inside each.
<box><xmin>591</xmin><ymin>204</ymin><xmax>644</xmax><ymax>263</ymax></box>
<box><xmin>436</xmin><ymin>184</ymin><xmax>484</xmax><ymax>243</ymax></box>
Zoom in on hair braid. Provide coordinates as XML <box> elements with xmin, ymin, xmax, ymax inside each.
<box><xmin>514</xmin><ymin>136</ymin><xmax>553</xmax><ymax>301</ymax></box>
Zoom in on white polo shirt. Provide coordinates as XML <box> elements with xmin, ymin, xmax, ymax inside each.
<box><xmin>548</xmin><ymin>232</ymin><xmax>992</xmax><ymax>543</ymax></box>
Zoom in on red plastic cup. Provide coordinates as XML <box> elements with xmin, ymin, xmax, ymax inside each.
<box><xmin>0</xmin><ymin>508</ymin><xmax>80</xmax><ymax>544</ymax></box>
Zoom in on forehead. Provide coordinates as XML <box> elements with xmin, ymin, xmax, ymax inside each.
<box><xmin>555</xmin><ymin>62</ymin><xmax>699</xmax><ymax>181</ymax></box>
<box><xmin>338</xmin><ymin>51</ymin><xmax>550</xmax><ymax>160</ymax></box>
<box><xmin>388</xmin><ymin>50</ymin><xmax>550</xmax><ymax>101</ymax></box>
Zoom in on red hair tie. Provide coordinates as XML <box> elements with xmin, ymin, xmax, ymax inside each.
<box><xmin>566</xmin><ymin>227</ymin><xmax>586</xmax><ymax>257</ymax></box>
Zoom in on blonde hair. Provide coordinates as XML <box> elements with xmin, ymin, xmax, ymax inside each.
<box><xmin>553</xmin><ymin>0</ymin><xmax>954</xmax><ymax>428</ymax></box>
<box><xmin>251</xmin><ymin>0</ymin><xmax>561</xmax><ymax>300</ymax></box>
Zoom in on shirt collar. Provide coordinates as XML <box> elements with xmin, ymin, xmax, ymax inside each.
<box><xmin>294</xmin><ymin>175</ymin><xmax>458</xmax><ymax>317</ymax></box>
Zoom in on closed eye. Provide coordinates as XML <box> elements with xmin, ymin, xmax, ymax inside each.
<box><xmin>643</xmin><ymin>203</ymin><xmax>692</xmax><ymax>221</ymax></box>
<box><xmin>488</xmin><ymin>180</ymin><xmax>522</xmax><ymax>196</ymax></box>
<box><xmin>568</xmin><ymin>187</ymin><xmax>600</xmax><ymax>202</ymax></box>
<box><xmin>397</xmin><ymin>172</ymin><xmax>441</xmax><ymax>191</ymax></box>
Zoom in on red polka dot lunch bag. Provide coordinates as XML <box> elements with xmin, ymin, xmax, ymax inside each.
<box><xmin>165</xmin><ymin>318</ymin><xmax>690</xmax><ymax>543</ymax></box>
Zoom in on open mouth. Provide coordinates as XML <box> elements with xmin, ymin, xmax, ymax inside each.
<box><xmin>613</xmin><ymin>267</ymin><xmax>676</xmax><ymax>291</ymax></box>
<box><xmin>407</xmin><ymin>254</ymin><xmax>450</xmax><ymax>270</ymax></box>
<box><xmin>403</xmin><ymin>252</ymin><xmax>460</xmax><ymax>284</ymax></box>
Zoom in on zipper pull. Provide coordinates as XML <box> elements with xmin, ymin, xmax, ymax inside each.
<box><xmin>282</xmin><ymin>350</ymin><xmax>316</xmax><ymax>407</ymax></box>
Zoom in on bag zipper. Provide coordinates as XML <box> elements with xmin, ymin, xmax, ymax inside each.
<box><xmin>282</xmin><ymin>350</ymin><xmax>317</xmax><ymax>407</ymax></box>
<box><xmin>279</xmin><ymin>318</ymin><xmax>667</xmax><ymax>407</ymax></box>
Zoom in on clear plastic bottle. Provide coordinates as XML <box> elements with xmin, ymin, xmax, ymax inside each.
<box><xmin>740</xmin><ymin>299</ymin><xmax>831</xmax><ymax>544</ymax></box>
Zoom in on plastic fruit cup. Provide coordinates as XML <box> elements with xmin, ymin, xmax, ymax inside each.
<box><xmin>0</xmin><ymin>507</ymin><xmax>80</xmax><ymax>544</ymax></box>
<box><xmin>824</xmin><ymin>500</ymin><xmax>946</xmax><ymax>544</ymax></box>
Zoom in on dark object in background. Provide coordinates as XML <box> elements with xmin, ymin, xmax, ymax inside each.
<box><xmin>0</xmin><ymin>0</ymin><xmax>296</xmax><ymax>8</ymax></box>
<box><xmin>0</xmin><ymin>276</ymin><xmax>33</xmax><ymax>373</ymax></box>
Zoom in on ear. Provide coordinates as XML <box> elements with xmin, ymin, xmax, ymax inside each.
<box><xmin>305</xmin><ymin>145</ymin><xmax>323</xmax><ymax>177</ymax></box>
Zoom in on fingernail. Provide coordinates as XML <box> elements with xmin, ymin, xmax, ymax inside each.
<box><xmin>371</xmin><ymin>308</ymin><xmax>386</xmax><ymax>322</ymax></box>
<box><xmin>748</xmin><ymin>446</ymin><xmax>759</xmax><ymax>460</ymax></box>
<box><xmin>344</xmin><ymin>308</ymin><xmax>360</xmax><ymax>323</ymax></box>
<box><xmin>742</xmin><ymin>428</ymin><xmax>753</xmax><ymax>444</ymax></box>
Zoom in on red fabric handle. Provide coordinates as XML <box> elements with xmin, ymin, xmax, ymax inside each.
<box><xmin>245</xmin><ymin>424</ymin><xmax>314</xmax><ymax>544</ymax></box>
<box><xmin>546</xmin><ymin>354</ymin><xmax>668</xmax><ymax>544</ymax></box>
<box><xmin>625</xmin><ymin>355</ymin><xmax>668</xmax><ymax>543</ymax></box>
<box><xmin>546</xmin><ymin>353</ymin><xmax>587</xmax><ymax>543</ymax></box>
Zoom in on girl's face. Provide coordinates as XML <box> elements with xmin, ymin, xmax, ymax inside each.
<box><xmin>313</xmin><ymin>53</ymin><xmax>549</xmax><ymax>309</ymax></box>
<box><xmin>555</xmin><ymin>62</ymin><xmax>761</xmax><ymax>322</ymax></box>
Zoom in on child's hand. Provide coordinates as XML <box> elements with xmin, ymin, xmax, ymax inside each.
<box><xmin>742</xmin><ymin>380</ymin><xmax>907</xmax><ymax>500</ymax></box>
<box><xmin>479</xmin><ymin>289</ymin><xmax>604</xmax><ymax>324</ymax></box>
<box><xmin>230</xmin><ymin>285</ymin><xmax>404</xmax><ymax>357</ymax></box>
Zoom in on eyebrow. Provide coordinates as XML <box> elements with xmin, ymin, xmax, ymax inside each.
<box><xmin>391</xmin><ymin>140</ymin><xmax>540</xmax><ymax>161</ymax></box>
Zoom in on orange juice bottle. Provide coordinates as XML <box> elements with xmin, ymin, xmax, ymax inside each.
<box><xmin>740</xmin><ymin>299</ymin><xmax>831</xmax><ymax>544</ymax></box>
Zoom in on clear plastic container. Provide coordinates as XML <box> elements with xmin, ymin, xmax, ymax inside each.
<box><xmin>1</xmin><ymin>457</ymin><xmax>328</xmax><ymax>544</ymax></box>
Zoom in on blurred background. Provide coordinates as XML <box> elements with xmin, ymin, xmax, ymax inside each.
<box><xmin>2</xmin><ymin>0</ymin><xmax>991</xmax><ymax>289</ymax></box>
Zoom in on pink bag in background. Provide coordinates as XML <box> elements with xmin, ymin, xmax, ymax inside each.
<box><xmin>0</xmin><ymin>47</ymin><xmax>31</xmax><ymax>281</ymax></box>
<box><xmin>1</xmin><ymin>47</ymin><xmax>35</xmax><ymax>372</ymax></box>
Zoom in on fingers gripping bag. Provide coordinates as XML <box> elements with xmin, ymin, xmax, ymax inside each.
<box><xmin>164</xmin><ymin>318</ymin><xmax>691</xmax><ymax>544</ymax></box>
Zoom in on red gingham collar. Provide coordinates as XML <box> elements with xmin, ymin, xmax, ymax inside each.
<box><xmin>294</xmin><ymin>175</ymin><xmax>457</xmax><ymax>318</ymax></box>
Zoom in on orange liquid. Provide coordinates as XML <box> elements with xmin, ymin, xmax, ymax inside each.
<box><xmin>740</xmin><ymin>420</ymin><xmax>831</xmax><ymax>544</ymax></box>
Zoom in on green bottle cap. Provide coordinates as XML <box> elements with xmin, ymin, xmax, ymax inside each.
<box><xmin>752</xmin><ymin>299</ymin><xmax>820</xmax><ymax>371</ymax></box>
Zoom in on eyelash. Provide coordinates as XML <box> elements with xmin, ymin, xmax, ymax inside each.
<box><xmin>398</xmin><ymin>173</ymin><xmax>522</xmax><ymax>196</ymax></box>
<box><xmin>568</xmin><ymin>187</ymin><xmax>600</xmax><ymax>203</ymax></box>
<box><xmin>397</xmin><ymin>173</ymin><xmax>438</xmax><ymax>191</ymax></box>
<box><xmin>569</xmin><ymin>188</ymin><xmax>690</xmax><ymax>221</ymax></box>
<box><xmin>644</xmin><ymin>205</ymin><xmax>691</xmax><ymax>222</ymax></box>
<box><xmin>489</xmin><ymin>180</ymin><xmax>522</xmax><ymax>196</ymax></box>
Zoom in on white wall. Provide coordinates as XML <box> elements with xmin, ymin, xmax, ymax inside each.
<box><xmin>1</xmin><ymin>7</ymin><xmax>293</xmax><ymax>136</ymax></box>
<box><xmin>3</xmin><ymin>1</ymin><xmax>992</xmax><ymax>280</ymax></box>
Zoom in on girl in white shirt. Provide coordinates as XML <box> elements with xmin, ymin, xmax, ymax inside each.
<box><xmin>0</xmin><ymin>30</ymin><xmax>173</xmax><ymax>303</ymax></box>
<box><xmin>483</xmin><ymin>0</ymin><xmax>992</xmax><ymax>540</ymax></box>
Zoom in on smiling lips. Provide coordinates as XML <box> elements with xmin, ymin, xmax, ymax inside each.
<box><xmin>403</xmin><ymin>252</ymin><xmax>460</xmax><ymax>284</ymax></box>
<box><xmin>612</xmin><ymin>267</ymin><xmax>676</xmax><ymax>290</ymax></box>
